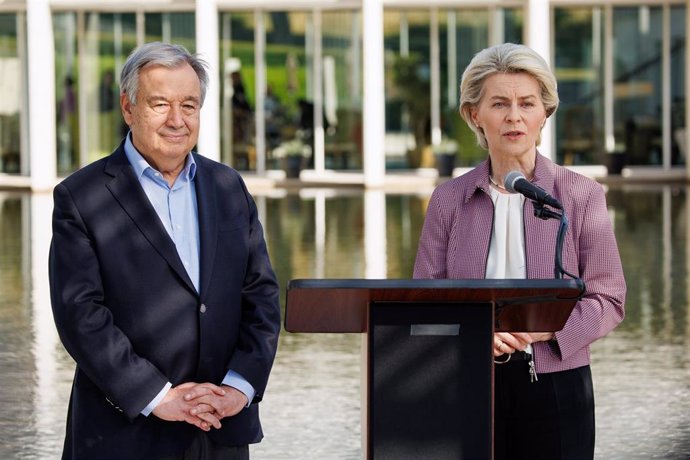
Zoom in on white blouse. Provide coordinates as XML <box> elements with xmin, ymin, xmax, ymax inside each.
<box><xmin>486</xmin><ymin>187</ymin><xmax>526</xmax><ymax>280</ymax></box>
<box><xmin>486</xmin><ymin>187</ymin><xmax>533</xmax><ymax>353</ymax></box>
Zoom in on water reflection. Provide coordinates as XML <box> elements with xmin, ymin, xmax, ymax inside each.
<box><xmin>0</xmin><ymin>185</ymin><xmax>688</xmax><ymax>459</ymax></box>
<box><xmin>30</xmin><ymin>192</ymin><xmax>71</xmax><ymax>458</ymax></box>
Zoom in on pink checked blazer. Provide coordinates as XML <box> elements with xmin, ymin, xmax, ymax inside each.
<box><xmin>413</xmin><ymin>153</ymin><xmax>626</xmax><ymax>373</ymax></box>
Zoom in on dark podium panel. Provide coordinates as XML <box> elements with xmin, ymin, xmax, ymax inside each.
<box><xmin>369</xmin><ymin>303</ymin><xmax>493</xmax><ymax>459</ymax></box>
<box><xmin>285</xmin><ymin>279</ymin><xmax>584</xmax><ymax>459</ymax></box>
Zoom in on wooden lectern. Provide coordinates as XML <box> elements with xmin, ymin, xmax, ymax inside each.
<box><xmin>285</xmin><ymin>278</ymin><xmax>584</xmax><ymax>459</ymax></box>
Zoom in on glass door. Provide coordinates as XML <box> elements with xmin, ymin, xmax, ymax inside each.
<box><xmin>263</xmin><ymin>11</ymin><xmax>310</xmax><ymax>171</ymax></box>
<box><xmin>439</xmin><ymin>9</ymin><xmax>489</xmax><ymax>167</ymax></box>
<box><xmin>553</xmin><ymin>7</ymin><xmax>606</xmax><ymax>165</ymax></box>
<box><xmin>383</xmin><ymin>10</ymin><xmax>432</xmax><ymax>169</ymax></box>
<box><xmin>383</xmin><ymin>7</ymin><xmax>522</xmax><ymax>171</ymax></box>
<box><xmin>220</xmin><ymin>11</ymin><xmax>258</xmax><ymax>171</ymax></box>
<box><xmin>220</xmin><ymin>9</ymin><xmax>363</xmax><ymax>173</ymax></box>
<box><xmin>321</xmin><ymin>10</ymin><xmax>363</xmax><ymax>170</ymax></box>
<box><xmin>670</xmin><ymin>5</ymin><xmax>686</xmax><ymax>166</ymax></box>
<box><xmin>613</xmin><ymin>6</ymin><xmax>664</xmax><ymax>166</ymax></box>
<box><xmin>54</xmin><ymin>12</ymin><xmax>79</xmax><ymax>175</ymax></box>
<box><xmin>0</xmin><ymin>13</ymin><xmax>25</xmax><ymax>175</ymax></box>
<box><xmin>83</xmin><ymin>13</ymin><xmax>137</xmax><ymax>163</ymax></box>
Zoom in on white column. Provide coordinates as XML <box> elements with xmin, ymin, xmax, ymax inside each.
<box><xmin>196</xmin><ymin>0</ymin><xmax>220</xmax><ymax>162</ymax></box>
<box><xmin>430</xmin><ymin>8</ymin><xmax>441</xmax><ymax>146</ymax></box>
<box><xmin>84</xmin><ymin>13</ymin><xmax>100</xmax><ymax>166</ymax></box>
<box><xmin>489</xmin><ymin>7</ymin><xmax>505</xmax><ymax>46</ymax></box>
<box><xmin>350</xmin><ymin>12</ymin><xmax>362</xmax><ymax>106</ymax></box>
<box><xmin>362</xmin><ymin>0</ymin><xmax>386</xmax><ymax>188</ymax></box>
<box><xmin>17</xmin><ymin>13</ymin><xmax>30</xmax><ymax>175</ymax></box>
<box><xmin>525</xmin><ymin>0</ymin><xmax>553</xmax><ymax>160</ymax></box>
<box><xmin>254</xmin><ymin>10</ymin><xmax>266</xmax><ymax>174</ymax></box>
<box><xmin>400</xmin><ymin>13</ymin><xmax>409</xmax><ymax>57</ymax></box>
<box><xmin>661</xmin><ymin>5</ymin><xmax>671</xmax><ymax>170</ymax></box>
<box><xmin>30</xmin><ymin>191</ymin><xmax>65</xmax><ymax>448</ymax></box>
<box><xmin>604</xmin><ymin>5</ymin><xmax>615</xmax><ymax>154</ymax></box>
<box><xmin>312</xmin><ymin>11</ymin><xmax>325</xmax><ymax>173</ymax></box>
<box><xmin>446</xmin><ymin>12</ymin><xmax>457</xmax><ymax>111</ymax></box>
<box><xmin>27</xmin><ymin>0</ymin><xmax>57</xmax><ymax>191</ymax></box>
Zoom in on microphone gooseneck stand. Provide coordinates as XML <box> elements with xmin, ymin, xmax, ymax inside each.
<box><xmin>503</xmin><ymin>170</ymin><xmax>584</xmax><ymax>291</ymax></box>
<box><xmin>532</xmin><ymin>201</ymin><xmax>579</xmax><ymax>282</ymax></box>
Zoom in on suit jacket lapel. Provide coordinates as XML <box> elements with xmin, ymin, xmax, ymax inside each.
<box><xmin>193</xmin><ymin>155</ymin><xmax>218</xmax><ymax>300</ymax></box>
<box><xmin>104</xmin><ymin>146</ymin><xmax>197</xmax><ymax>294</ymax></box>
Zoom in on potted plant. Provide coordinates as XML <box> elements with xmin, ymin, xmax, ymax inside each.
<box><xmin>433</xmin><ymin>138</ymin><xmax>458</xmax><ymax>177</ymax></box>
<box><xmin>391</xmin><ymin>54</ymin><xmax>431</xmax><ymax>168</ymax></box>
<box><xmin>272</xmin><ymin>132</ymin><xmax>312</xmax><ymax>178</ymax></box>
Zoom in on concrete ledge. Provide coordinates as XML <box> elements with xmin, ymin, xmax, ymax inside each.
<box><xmin>621</xmin><ymin>166</ymin><xmax>688</xmax><ymax>182</ymax></box>
<box><xmin>299</xmin><ymin>169</ymin><xmax>365</xmax><ymax>186</ymax></box>
<box><xmin>0</xmin><ymin>174</ymin><xmax>32</xmax><ymax>190</ymax></box>
<box><xmin>3</xmin><ymin>164</ymin><xmax>688</xmax><ymax>193</ymax></box>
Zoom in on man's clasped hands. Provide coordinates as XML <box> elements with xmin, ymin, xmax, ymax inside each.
<box><xmin>152</xmin><ymin>382</ymin><xmax>249</xmax><ymax>431</ymax></box>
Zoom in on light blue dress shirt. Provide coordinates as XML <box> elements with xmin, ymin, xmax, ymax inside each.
<box><xmin>123</xmin><ymin>134</ymin><xmax>255</xmax><ymax>415</ymax></box>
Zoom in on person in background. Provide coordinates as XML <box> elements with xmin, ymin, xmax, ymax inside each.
<box><xmin>57</xmin><ymin>75</ymin><xmax>77</xmax><ymax>172</ymax></box>
<box><xmin>49</xmin><ymin>41</ymin><xmax>281</xmax><ymax>460</ymax></box>
<box><xmin>230</xmin><ymin>70</ymin><xmax>253</xmax><ymax>146</ymax></box>
<box><xmin>413</xmin><ymin>42</ymin><xmax>626</xmax><ymax>459</ymax></box>
<box><xmin>264</xmin><ymin>85</ymin><xmax>283</xmax><ymax>150</ymax></box>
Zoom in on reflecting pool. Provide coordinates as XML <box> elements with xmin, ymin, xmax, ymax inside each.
<box><xmin>0</xmin><ymin>184</ymin><xmax>688</xmax><ymax>459</ymax></box>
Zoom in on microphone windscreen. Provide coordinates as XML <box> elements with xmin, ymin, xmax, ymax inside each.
<box><xmin>503</xmin><ymin>171</ymin><xmax>524</xmax><ymax>194</ymax></box>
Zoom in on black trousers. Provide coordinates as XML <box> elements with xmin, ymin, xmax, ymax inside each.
<box><xmin>494</xmin><ymin>363</ymin><xmax>595</xmax><ymax>460</ymax></box>
<box><xmin>157</xmin><ymin>432</ymin><xmax>249</xmax><ymax>460</ymax></box>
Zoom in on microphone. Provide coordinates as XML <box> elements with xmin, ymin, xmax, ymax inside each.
<box><xmin>504</xmin><ymin>171</ymin><xmax>562</xmax><ymax>209</ymax></box>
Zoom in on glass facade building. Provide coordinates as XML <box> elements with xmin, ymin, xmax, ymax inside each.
<box><xmin>0</xmin><ymin>1</ymin><xmax>687</xmax><ymax>189</ymax></box>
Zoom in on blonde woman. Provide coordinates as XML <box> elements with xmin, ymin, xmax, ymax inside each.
<box><xmin>414</xmin><ymin>43</ymin><xmax>626</xmax><ymax>460</ymax></box>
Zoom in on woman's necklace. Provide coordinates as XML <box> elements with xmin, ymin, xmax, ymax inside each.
<box><xmin>489</xmin><ymin>175</ymin><xmax>506</xmax><ymax>190</ymax></box>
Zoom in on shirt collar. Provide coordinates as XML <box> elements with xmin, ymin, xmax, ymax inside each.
<box><xmin>123</xmin><ymin>131</ymin><xmax>197</xmax><ymax>183</ymax></box>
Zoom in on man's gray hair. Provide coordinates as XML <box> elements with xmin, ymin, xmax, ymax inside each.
<box><xmin>120</xmin><ymin>41</ymin><xmax>209</xmax><ymax>105</ymax></box>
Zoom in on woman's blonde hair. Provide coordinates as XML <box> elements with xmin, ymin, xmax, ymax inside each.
<box><xmin>459</xmin><ymin>43</ymin><xmax>559</xmax><ymax>150</ymax></box>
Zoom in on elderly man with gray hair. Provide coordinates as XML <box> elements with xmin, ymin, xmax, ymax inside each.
<box><xmin>49</xmin><ymin>41</ymin><xmax>281</xmax><ymax>460</ymax></box>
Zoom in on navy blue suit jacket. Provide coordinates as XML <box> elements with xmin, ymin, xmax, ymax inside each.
<box><xmin>49</xmin><ymin>143</ymin><xmax>281</xmax><ymax>459</ymax></box>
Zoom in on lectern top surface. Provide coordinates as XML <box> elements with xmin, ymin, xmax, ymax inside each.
<box><xmin>285</xmin><ymin>278</ymin><xmax>584</xmax><ymax>333</ymax></box>
<box><xmin>288</xmin><ymin>278</ymin><xmax>583</xmax><ymax>292</ymax></box>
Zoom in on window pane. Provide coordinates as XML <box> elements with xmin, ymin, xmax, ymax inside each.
<box><xmin>384</xmin><ymin>7</ymin><xmax>521</xmax><ymax>170</ymax></box>
<box><xmin>322</xmin><ymin>10</ymin><xmax>363</xmax><ymax>170</ymax></box>
<box><xmin>613</xmin><ymin>6</ymin><xmax>663</xmax><ymax>166</ymax></box>
<box><xmin>671</xmin><ymin>5</ymin><xmax>686</xmax><ymax>166</ymax></box>
<box><xmin>84</xmin><ymin>13</ymin><xmax>137</xmax><ymax>163</ymax></box>
<box><xmin>0</xmin><ymin>14</ymin><xmax>23</xmax><ymax>174</ymax></box>
<box><xmin>54</xmin><ymin>12</ymin><xmax>79</xmax><ymax>175</ymax></box>
<box><xmin>503</xmin><ymin>8</ymin><xmax>523</xmax><ymax>44</ymax></box>
<box><xmin>554</xmin><ymin>7</ymin><xmax>605</xmax><ymax>165</ymax></box>
<box><xmin>219</xmin><ymin>12</ymin><xmax>257</xmax><ymax>170</ymax></box>
<box><xmin>384</xmin><ymin>10</ymin><xmax>431</xmax><ymax>169</ymax></box>
<box><xmin>145</xmin><ymin>13</ymin><xmax>196</xmax><ymax>52</ymax></box>
<box><xmin>439</xmin><ymin>9</ymin><xmax>488</xmax><ymax>167</ymax></box>
<box><xmin>264</xmin><ymin>11</ymin><xmax>309</xmax><ymax>170</ymax></box>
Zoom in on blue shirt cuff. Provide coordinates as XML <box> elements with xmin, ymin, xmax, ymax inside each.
<box><xmin>222</xmin><ymin>370</ymin><xmax>256</xmax><ymax>407</ymax></box>
<box><xmin>142</xmin><ymin>382</ymin><xmax>172</xmax><ymax>416</ymax></box>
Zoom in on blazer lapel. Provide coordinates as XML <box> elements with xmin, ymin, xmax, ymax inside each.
<box><xmin>193</xmin><ymin>155</ymin><xmax>219</xmax><ymax>300</ymax></box>
<box><xmin>104</xmin><ymin>147</ymin><xmax>197</xmax><ymax>294</ymax></box>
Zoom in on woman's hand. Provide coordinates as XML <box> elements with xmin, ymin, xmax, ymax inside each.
<box><xmin>493</xmin><ymin>332</ymin><xmax>555</xmax><ymax>357</ymax></box>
